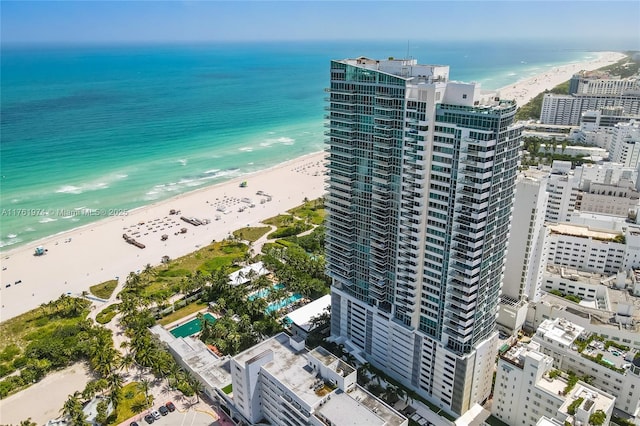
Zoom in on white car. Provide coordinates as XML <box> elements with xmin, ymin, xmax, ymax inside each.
<box><xmin>151</xmin><ymin>410</ymin><xmax>161</xmax><ymax>420</ymax></box>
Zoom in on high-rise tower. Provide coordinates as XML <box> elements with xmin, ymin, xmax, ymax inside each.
<box><xmin>325</xmin><ymin>57</ymin><xmax>522</xmax><ymax>416</ymax></box>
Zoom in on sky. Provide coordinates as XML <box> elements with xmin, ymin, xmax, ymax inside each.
<box><xmin>1</xmin><ymin>1</ymin><xmax>639</xmax><ymax>48</ymax></box>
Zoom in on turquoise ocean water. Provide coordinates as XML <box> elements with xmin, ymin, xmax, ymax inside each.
<box><xmin>0</xmin><ymin>40</ymin><xmax>599</xmax><ymax>249</ymax></box>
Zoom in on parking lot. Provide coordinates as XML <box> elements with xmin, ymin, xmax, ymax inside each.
<box><xmin>125</xmin><ymin>408</ymin><xmax>218</xmax><ymax>426</ymax></box>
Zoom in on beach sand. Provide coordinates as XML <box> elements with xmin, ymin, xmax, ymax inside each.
<box><xmin>497</xmin><ymin>51</ymin><xmax>626</xmax><ymax>106</ymax></box>
<box><xmin>0</xmin><ymin>51</ymin><xmax>627</xmax><ymax>323</ymax></box>
<box><xmin>0</xmin><ymin>153</ymin><xmax>327</xmax><ymax>321</ymax></box>
<box><xmin>0</xmin><ymin>363</ymin><xmax>94</xmax><ymax>426</ymax></box>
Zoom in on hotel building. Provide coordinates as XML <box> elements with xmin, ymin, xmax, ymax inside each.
<box><xmin>532</xmin><ymin>318</ymin><xmax>640</xmax><ymax>418</ymax></box>
<box><xmin>325</xmin><ymin>57</ymin><xmax>522</xmax><ymax>416</ymax></box>
<box><xmin>493</xmin><ymin>341</ymin><xmax>615</xmax><ymax>426</ymax></box>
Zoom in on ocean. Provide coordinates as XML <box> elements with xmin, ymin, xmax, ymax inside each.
<box><xmin>0</xmin><ymin>40</ymin><xmax>599</xmax><ymax>249</ymax></box>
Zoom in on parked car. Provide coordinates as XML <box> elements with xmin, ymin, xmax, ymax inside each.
<box><xmin>158</xmin><ymin>405</ymin><xmax>169</xmax><ymax>416</ymax></box>
<box><xmin>143</xmin><ymin>414</ymin><xmax>154</xmax><ymax>424</ymax></box>
<box><xmin>130</xmin><ymin>422</ymin><xmax>139</xmax><ymax>426</ymax></box>
<box><xmin>165</xmin><ymin>401</ymin><xmax>176</xmax><ymax>412</ymax></box>
<box><xmin>151</xmin><ymin>410</ymin><xmax>161</xmax><ymax>420</ymax></box>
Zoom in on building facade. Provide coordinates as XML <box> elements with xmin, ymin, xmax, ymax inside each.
<box><xmin>493</xmin><ymin>341</ymin><xmax>615</xmax><ymax>426</ymax></box>
<box><xmin>498</xmin><ymin>171</ymin><xmax>549</xmax><ymax>334</ymax></box>
<box><xmin>325</xmin><ymin>57</ymin><xmax>522</xmax><ymax>416</ymax></box>
<box><xmin>541</xmin><ymin>93</ymin><xmax>640</xmax><ymax>126</ymax></box>
<box><xmin>532</xmin><ymin>318</ymin><xmax>640</xmax><ymax>418</ymax></box>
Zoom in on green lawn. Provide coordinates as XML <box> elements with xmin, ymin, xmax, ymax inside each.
<box><xmin>89</xmin><ymin>279</ymin><xmax>118</xmax><ymax>299</ymax></box>
<box><xmin>262</xmin><ymin>214</ymin><xmax>294</xmax><ymax>227</ymax></box>
<box><xmin>287</xmin><ymin>198</ymin><xmax>325</xmax><ymax>225</ymax></box>
<box><xmin>140</xmin><ymin>241</ymin><xmax>247</xmax><ymax>298</ymax></box>
<box><xmin>96</xmin><ymin>304</ymin><xmax>120</xmax><ymax>324</ymax></box>
<box><xmin>157</xmin><ymin>301</ymin><xmax>208</xmax><ymax>326</ymax></box>
<box><xmin>232</xmin><ymin>226</ymin><xmax>271</xmax><ymax>242</ymax></box>
<box><xmin>108</xmin><ymin>382</ymin><xmax>153</xmax><ymax>425</ymax></box>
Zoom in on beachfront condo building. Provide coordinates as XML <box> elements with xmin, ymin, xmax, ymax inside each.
<box><xmin>324</xmin><ymin>57</ymin><xmax>522</xmax><ymax>416</ymax></box>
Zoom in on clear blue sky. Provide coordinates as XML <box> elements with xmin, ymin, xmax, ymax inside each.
<box><xmin>2</xmin><ymin>1</ymin><xmax>639</xmax><ymax>47</ymax></box>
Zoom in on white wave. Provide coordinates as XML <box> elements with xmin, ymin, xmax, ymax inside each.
<box><xmin>0</xmin><ymin>238</ymin><xmax>22</xmax><ymax>248</ymax></box>
<box><xmin>39</xmin><ymin>217</ymin><xmax>57</xmax><ymax>223</ymax></box>
<box><xmin>56</xmin><ymin>185</ymin><xmax>82</xmax><ymax>194</ymax></box>
<box><xmin>55</xmin><ymin>181</ymin><xmax>109</xmax><ymax>195</ymax></box>
<box><xmin>146</xmin><ymin>190</ymin><xmax>159</xmax><ymax>195</ymax></box>
<box><xmin>74</xmin><ymin>206</ymin><xmax>86</xmax><ymax>211</ymax></box>
<box><xmin>507</xmin><ymin>72</ymin><xmax>516</xmax><ymax>77</ymax></box>
<box><xmin>239</xmin><ymin>147</ymin><xmax>254</xmax><ymax>152</ymax></box>
<box><xmin>61</xmin><ymin>215</ymin><xmax>75</xmax><ymax>219</ymax></box>
<box><xmin>7</xmin><ymin>233</ymin><xmax>17</xmax><ymax>238</ymax></box>
<box><xmin>24</xmin><ymin>227</ymin><xmax>35</xmax><ymax>232</ymax></box>
<box><xmin>203</xmin><ymin>169</ymin><xmax>220</xmax><ymax>175</ymax></box>
<box><xmin>116</xmin><ymin>174</ymin><xmax>128</xmax><ymax>179</ymax></box>
<box><xmin>185</xmin><ymin>181</ymin><xmax>205</xmax><ymax>187</ymax></box>
<box><xmin>178</xmin><ymin>159</ymin><xmax>188</xmax><ymax>166</ymax></box>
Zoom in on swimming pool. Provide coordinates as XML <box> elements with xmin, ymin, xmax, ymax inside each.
<box><xmin>266</xmin><ymin>294</ymin><xmax>302</xmax><ymax>314</ymax></box>
<box><xmin>248</xmin><ymin>283</ymin><xmax>285</xmax><ymax>301</ymax></box>
<box><xmin>170</xmin><ymin>313</ymin><xmax>216</xmax><ymax>338</ymax></box>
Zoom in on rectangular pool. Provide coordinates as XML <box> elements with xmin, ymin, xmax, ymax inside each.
<box><xmin>170</xmin><ymin>313</ymin><xmax>216</xmax><ymax>338</ymax></box>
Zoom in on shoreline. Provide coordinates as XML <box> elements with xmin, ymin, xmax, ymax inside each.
<box><xmin>0</xmin><ymin>51</ymin><xmax>627</xmax><ymax>322</ymax></box>
<box><xmin>0</xmin><ymin>150</ymin><xmax>325</xmax><ymax>257</ymax></box>
<box><xmin>0</xmin><ymin>151</ymin><xmax>327</xmax><ymax>321</ymax></box>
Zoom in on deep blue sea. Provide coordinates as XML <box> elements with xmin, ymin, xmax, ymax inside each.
<box><xmin>0</xmin><ymin>40</ymin><xmax>601</xmax><ymax>249</ymax></box>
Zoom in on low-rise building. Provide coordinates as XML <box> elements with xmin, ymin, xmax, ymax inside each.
<box><xmin>229</xmin><ymin>333</ymin><xmax>407</xmax><ymax>426</ymax></box>
<box><xmin>493</xmin><ymin>341</ymin><xmax>614</xmax><ymax>426</ymax></box>
<box><xmin>532</xmin><ymin>318</ymin><xmax>640</xmax><ymax>418</ymax></box>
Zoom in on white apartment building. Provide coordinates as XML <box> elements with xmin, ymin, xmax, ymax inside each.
<box><xmin>541</xmin><ymin>93</ymin><xmax>640</xmax><ymax>126</ymax></box>
<box><xmin>493</xmin><ymin>341</ymin><xmax>614</xmax><ymax>426</ymax></box>
<box><xmin>325</xmin><ymin>57</ymin><xmax>522</xmax><ymax>416</ymax></box>
<box><xmin>533</xmin><ymin>318</ymin><xmax>640</xmax><ymax>418</ymax></box>
<box><xmin>546</xmin><ymin>223</ymin><xmax>626</xmax><ymax>274</ymax></box>
<box><xmin>545</xmin><ymin>164</ymin><xmax>579</xmax><ymax>223</ymax></box>
<box><xmin>546</xmin><ymin>222</ymin><xmax>640</xmax><ymax>274</ymax></box>
<box><xmin>610</xmin><ymin>120</ymin><xmax>640</xmax><ymax>168</ymax></box>
<box><xmin>526</xmin><ymin>291</ymin><xmax>640</xmax><ymax>350</ymax></box>
<box><xmin>229</xmin><ymin>333</ymin><xmax>407</xmax><ymax>426</ymax></box>
<box><xmin>541</xmin><ymin>265</ymin><xmax>619</xmax><ymax>309</ymax></box>
<box><xmin>498</xmin><ymin>171</ymin><xmax>549</xmax><ymax>334</ymax></box>
<box><xmin>575</xmin><ymin>108</ymin><xmax>640</xmax><ymax>150</ymax></box>
<box><xmin>569</xmin><ymin>71</ymin><xmax>640</xmax><ymax>96</ymax></box>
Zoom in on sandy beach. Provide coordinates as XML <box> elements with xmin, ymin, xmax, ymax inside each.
<box><xmin>0</xmin><ymin>153</ymin><xmax>327</xmax><ymax>321</ymax></box>
<box><xmin>497</xmin><ymin>51</ymin><xmax>626</xmax><ymax>106</ymax></box>
<box><xmin>0</xmin><ymin>51</ymin><xmax>626</xmax><ymax>323</ymax></box>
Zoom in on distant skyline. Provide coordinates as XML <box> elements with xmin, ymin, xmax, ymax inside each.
<box><xmin>1</xmin><ymin>1</ymin><xmax>639</xmax><ymax>48</ymax></box>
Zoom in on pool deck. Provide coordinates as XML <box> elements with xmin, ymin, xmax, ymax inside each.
<box><xmin>163</xmin><ymin>308</ymin><xmax>213</xmax><ymax>330</ymax></box>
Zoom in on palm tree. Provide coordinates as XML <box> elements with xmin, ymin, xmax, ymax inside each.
<box><xmin>61</xmin><ymin>391</ymin><xmax>86</xmax><ymax>425</ymax></box>
<box><xmin>119</xmin><ymin>353</ymin><xmax>136</xmax><ymax>375</ymax></box>
<box><xmin>142</xmin><ymin>263</ymin><xmax>156</xmax><ymax>281</ymax></box>
<box><xmin>184</xmin><ymin>372</ymin><xmax>203</xmax><ymax>403</ymax></box>
<box><xmin>138</xmin><ymin>377</ymin><xmax>152</xmax><ymax>405</ymax></box>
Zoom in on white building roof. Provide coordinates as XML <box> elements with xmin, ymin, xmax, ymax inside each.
<box><xmin>548</xmin><ymin>223</ymin><xmax>620</xmax><ymax>240</ymax></box>
<box><xmin>150</xmin><ymin>325</ymin><xmax>231</xmax><ymax>390</ymax></box>
<box><xmin>228</xmin><ymin>261</ymin><xmax>268</xmax><ymax>286</ymax></box>
<box><xmin>286</xmin><ymin>295</ymin><xmax>331</xmax><ymax>332</ymax></box>
<box><xmin>537</xmin><ymin>318</ymin><xmax>585</xmax><ymax>347</ymax></box>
